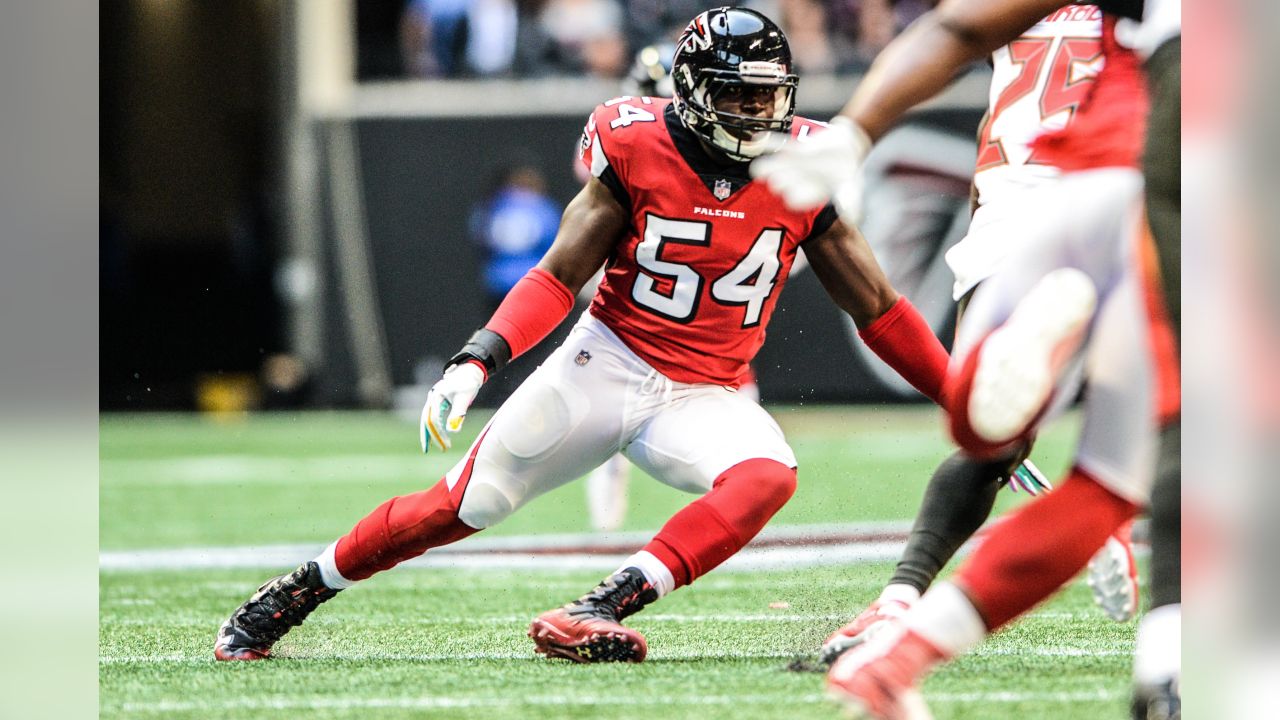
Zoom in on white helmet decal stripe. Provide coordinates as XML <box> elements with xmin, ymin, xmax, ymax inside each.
<box><xmin>680</xmin><ymin>12</ymin><xmax>714</xmax><ymax>54</ymax></box>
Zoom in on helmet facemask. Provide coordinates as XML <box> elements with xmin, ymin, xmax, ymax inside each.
<box><xmin>676</xmin><ymin>61</ymin><xmax>797</xmax><ymax>162</ymax></box>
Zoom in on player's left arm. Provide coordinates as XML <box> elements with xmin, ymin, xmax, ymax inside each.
<box><xmin>803</xmin><ymin>219</ymin><xmax>950</xmax><ymax>404</ymax></box>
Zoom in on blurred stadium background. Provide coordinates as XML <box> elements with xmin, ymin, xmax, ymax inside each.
<box><xmin>99</xmin><ymin>0</ymin><xmax>991</xmax><ymax>414</ymax></box>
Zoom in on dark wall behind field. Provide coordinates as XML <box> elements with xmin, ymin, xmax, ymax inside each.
<box><xmin>101</xmin><ymin>1</ymin><xmax>284</xmax><ymax>409</ymax></box>
<box><xmin>98</xmin><ymin>0</ymin><xmax>979</xmax><ymax>409</ymax></box>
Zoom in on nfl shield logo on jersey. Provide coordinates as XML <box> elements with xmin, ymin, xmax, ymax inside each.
<box><xmin>713</xmin><ymin>178</ymin><xmax>732</xmax><ymax>201</ymax></box>
<box><xmin>575</xmin><ymin>350</ymin><xmax>592</xmax><ymax>366</ymax></box>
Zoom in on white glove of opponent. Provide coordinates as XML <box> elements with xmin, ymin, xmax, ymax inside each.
<box><xmin>419</xmin><ymin>361</ymin><xmax>486</xmax><ymax>453</ymax></box>
<box><xmin>750</xmin><ymin>116</ymin><xmax>873</xmax><ymax>224</ymax></box>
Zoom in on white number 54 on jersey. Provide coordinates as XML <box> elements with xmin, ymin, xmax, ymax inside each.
<box><xmin>632</xmin><ymin>214</ymin><xmax>782</xmax><ymax>328</ymax></box>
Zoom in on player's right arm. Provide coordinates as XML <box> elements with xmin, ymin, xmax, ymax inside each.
<box><xmin>421</xmin><ymin>177</ymin><xmax>628</xmax><ymax>454</ymax></box>
<box><xmin>536</xmin><ymin>178</ymin><xmax>629</xmax><ymax>294</ymax></box>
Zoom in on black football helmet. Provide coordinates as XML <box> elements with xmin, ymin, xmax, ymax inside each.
<box><xmin>671</xmin><ymin>7</ymin><xmax>798</xmax><ymax>162</ymax></box>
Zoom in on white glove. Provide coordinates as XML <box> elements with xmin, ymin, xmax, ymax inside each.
<box><xmin>750</xmin><ymin>116</ymin><xmax>872</xmax><ymax>224</ymax></box>
<box><xmin>419</xmin><ymin>361</ymin><xmax>486</xmax><ymax>453</ymax></box>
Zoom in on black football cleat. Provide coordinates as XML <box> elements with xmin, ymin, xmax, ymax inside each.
<box><xmin>529</xmin><ymin>567</ymin><xmax>657</xmax><ymax>663</ymax></box>
<box><xmin>213</xmin><ymin>561</ymin><xmax>339</xmax><ymax>661</ymax></box>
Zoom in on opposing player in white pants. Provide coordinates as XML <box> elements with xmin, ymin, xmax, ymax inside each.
<box><xmin>751</xmin><ymin>0</ymin><xmax>1179</xmax><ymax>715</ymax></box>
<box><xmin>757</xmin><ymin>3</ymin><xmax>1139</xmax><ymax>670</ymax></box>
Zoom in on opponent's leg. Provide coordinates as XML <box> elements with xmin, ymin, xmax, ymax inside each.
<box><xmin>829</xmin><ymin>249</ymin><xmax>1159</xmax><ymax>716</ymax></box>
<box><xmin>945</xmin><ymin>170</ymin><xmax>1142</xmax><ymax>457</ymax></box>
<box><xmin>891</xmin><ymin>453</ymin><xmax>1006</xmax><ymax>594</ymax></box>
<box><xmin>946</xmin><ymin>267</ymin><xmax>1097</xmax><ymax>457</ymax></box>
<box><xmin>827</xmin><ymin>469</ymin><xmax>1141</xmax><ymax>718</ymax></box>
<box><xmin>820</xmin><ymin>451</ymin><xmax>1006</xmax><ymax>664</ymax></box>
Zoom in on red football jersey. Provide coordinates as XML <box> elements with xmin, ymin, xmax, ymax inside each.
<box><xmin>578</xmin><ymin>97</ymin><xmax>836</xmax><ymax>386</ymax></box>
<box><xmin>1030</xmin><ymin>15</ymin><xmax>1149</xmax><ymax>172</ymax></box>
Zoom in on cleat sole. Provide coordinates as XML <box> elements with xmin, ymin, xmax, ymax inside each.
<box><xmin>528</xmin><ymin>618</ymin><xmax>646</xmax><ymax>663</ymax></box>
<box><xmin>820</xmin><ymin>619</ymin><xmax>898</xmax><ymax>666</ymax></box>
<box><xmin>213</xmin><ymin>645</ymin><xmax>271</xmax><ymax>661</ymax></box>
<box><xmin>969</xmin><ymin>268</ymin><xmax>1096</xmax><ymax>444</ymax></box>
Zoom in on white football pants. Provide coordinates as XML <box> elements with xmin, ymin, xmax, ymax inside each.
<box><xmin>954</xmin><ymin>168</ymin><xmax>1159</xmax><ymax>505</ymax></box>
<box><xmin>444</xmin><ymin>312</ymin><xmax>797</xmax><ymax>529</ymax></box>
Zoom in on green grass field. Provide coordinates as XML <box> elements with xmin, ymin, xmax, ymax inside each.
<box><xmin>100</xmin><ymin>406</ymin><xmax>1137</xmax><ymax>719</ymax></box>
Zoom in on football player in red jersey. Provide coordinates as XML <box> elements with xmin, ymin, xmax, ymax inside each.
<box><xmin>212</xmin><ymin>7</ymin><xmax>952</xmax><ymax>665</ymax></box>
<box><xmin>753</xmin><ymin>0</ymin><xmax>1177</xmax><ymax>717</ymax></box>
<box><xmin>804</xmin><ymin>5</ymin><xmax>1147</xmax><ymax>672</ymax></box>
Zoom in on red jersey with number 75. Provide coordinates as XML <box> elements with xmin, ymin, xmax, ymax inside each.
<box><xmin>578</xmin><ymin>97</ymin><xmax>836</xmax><ymax>387</ymax></box>
<box><xmin>973</xmin><ymin>4</ymin><xmax>1104</xmax><ymax>206</ymax></box>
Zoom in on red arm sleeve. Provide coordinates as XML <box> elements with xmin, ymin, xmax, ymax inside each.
<box><xmin>858</xmin><ymin>297</ymin><xmax>949</xmax><ymax>404</ymax></box>
<box><xmin>484</xmin><ymin>267</ymin><xmax>576</xmax><ymax>361</ymax></box>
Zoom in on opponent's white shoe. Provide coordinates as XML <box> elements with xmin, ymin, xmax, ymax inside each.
<box><xmin>969</xmin><ymin>268</ymin><xmax>1098</xmax><ymax>445</ymax></box>
<box><xmin>820</xmin><ymin>598</ymin><xmax>912</xmax><ymax>665</ymax></box>
<box><xmin>1088</xmin><ymin>520</ymin><xmax>1140</xmax><ymax>622</ymax></box>
<box><xmin>827</xmin><ymin>625</ymin><xmax>942</xmax><ymax>720</ymax></box>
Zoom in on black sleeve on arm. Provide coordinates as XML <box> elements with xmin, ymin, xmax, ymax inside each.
<box><xmin>1090</xmin><ymin>0</ymin><xmax>1144</xmax><ymax>20</ymax></box>
<box><xmin>800</xmin><ymin>204</ymin><xmax>839</xmax><ymax>245</ymax></box>
<box><xmin>596</xmin><ymin>164</ymin><xmax>632</xmax><ymax>214</ymax></box>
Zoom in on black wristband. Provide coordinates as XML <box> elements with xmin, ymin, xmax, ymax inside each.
<box><xmin>445</xmin><ymin>328</ymin><xmax>512</xmax><ymax>376</ymax></box>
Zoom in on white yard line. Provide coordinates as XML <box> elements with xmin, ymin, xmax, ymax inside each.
<box><xmin>100</xmin><ymin>645</ymin><xmax>1128</xmax><ymax>665</ymax></box>
<box><xmin>99</xmin><ymin>523</ymin><xmax>916</xmax><ymax>572</ymax></box>
<box><xmin>99</xmin><ymin>454</ymin><xmax>430</xmax><ymax>485</ymax></box>
<box><xmin>113</xmin><ymin>689</ymin><xmax>1122</xmax><ymax>713</ymax></box>
<box><xmin>99</xmin><ymin>544</ymin><xmax>907</xmax><ymax>572</ymax></box>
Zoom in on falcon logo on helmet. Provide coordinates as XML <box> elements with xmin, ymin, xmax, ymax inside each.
<box><xmin>681</xmin><ymin>13</ymin><xmax>715</xmax><ymax>53</ymax></box>
<box><xmin>671</xmin><ymin>7</ymin><xmax>798</xmax><ymax>162</ymax></box>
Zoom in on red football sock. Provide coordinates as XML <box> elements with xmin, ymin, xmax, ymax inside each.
<box><xmin>334</xmin><ymin>478</ymin><xmax>480</xmax><ymax>581</ymax></box>
<box><xmin>643</xmin><ymin>459</ymin><xmax>797</xmax><ymax>589</ymax></box>
<box><xmin>954</xmin><ymin>467</ymin><xmax>1140</xmax><ymax>631</ymax></box>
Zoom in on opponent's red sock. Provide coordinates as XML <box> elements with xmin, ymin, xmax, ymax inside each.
<box><xmin>333</xmin><ymin>478</ymin><xmax>480</xmax><ymax>581</ymax></box>
<box><xmin>642</xmin><ymin>459</ymin><xmax>797</xmax><ymax>589</ymax></box>
<box><xmin>954</xmin><ymin>467</ymin><xmax>1140</xmax><ymax>630</ymax></box>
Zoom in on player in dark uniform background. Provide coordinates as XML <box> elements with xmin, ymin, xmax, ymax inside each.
<box><xmin>1110</xmin><ymin>1</ymin><xmax>1180</xmax><ymax>716</ymax></box>
<box><xmin>213</xmin><ymin>7</ymin><xmax>952</xmax><ymax>665</ymax></box>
